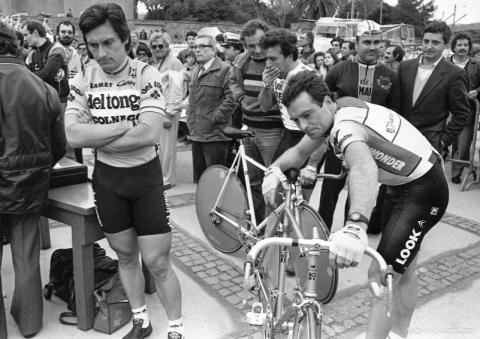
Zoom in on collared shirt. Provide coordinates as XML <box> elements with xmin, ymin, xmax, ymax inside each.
<box><xmin>200</xmin><ymin>57</ymin><xmax>215</xmax><ymax>74</ymax></box>
<box><xmin>452</xmin><ymin>55</ymin><xmax>469</xmax><ymax>69</ymax></box>
<box><xmin>412</xmin><ymin>56</ymin><xmax>443</xmax><ymax>105</ymax></box>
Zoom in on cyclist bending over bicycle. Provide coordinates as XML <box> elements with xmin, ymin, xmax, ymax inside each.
<box><xmin>262</xmin><ymin>71</ymin><xmax>449</xmax><ymax>339</ymax></box>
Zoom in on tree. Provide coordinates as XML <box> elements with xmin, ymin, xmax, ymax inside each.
<box><xmin>393</xmin><ymin>0</ymin><xmax>435</xmax><ymax>36</ymax></box>
<box><xmin>294</xmin><ymin>0</ymin><xmax>339</xmax><ymax>20</ymax></box>
<box><xmin>195</xmin><ymin>0</ymin><xmax>235</xmax><ymax>22</ymax></box>
<box><xmin>338</xmin><ymin>0</ymin><xmax>380</xmax><ymax>19</ymax></box>
<box><xmin>368</xmin><ymin>3</ymin><xmax>395</xmax><ymax>25</ymax></box>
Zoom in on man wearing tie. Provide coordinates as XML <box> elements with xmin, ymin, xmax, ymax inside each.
<box><xmin>186</xmin><ymin>35</ymin><xmax>235</xmax><ymax>182</ymax></box>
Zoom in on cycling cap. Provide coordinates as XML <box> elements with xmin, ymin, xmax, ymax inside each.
<box><xmin>357</xmin><ymin>20</ymin><xmax>382</xmax><ymax>37</ymax></box>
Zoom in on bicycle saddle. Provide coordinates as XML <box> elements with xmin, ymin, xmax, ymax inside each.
<box><xmin>223</xmin><ymin>127</ymin><xmax>255</xmax><ymax>139</ymax></box>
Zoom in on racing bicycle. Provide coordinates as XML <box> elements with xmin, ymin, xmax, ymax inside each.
<box><xmin>243</xmin><ymin>234</ymin><xmax>394</xmax><ymax>339</ymax></box>
<box><xmin>196</xmin><ymin>127</ymin><xmax>346</xmax><ymax>304</ymax></box>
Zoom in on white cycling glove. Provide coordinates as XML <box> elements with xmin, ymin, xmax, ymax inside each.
<box><xmin>329</xmin><ymin>224</ymin><xmax>368</xmax><ymax>267</ymax></box>
<box><xmin>300</xmin><ymin>165</ymin><xmax>317</xmax><ymax>187</ymax></box>
<box><xmin>262</xmin><ymin>165</ymin><xmax>287</xmax><ymax>207</ymax></box>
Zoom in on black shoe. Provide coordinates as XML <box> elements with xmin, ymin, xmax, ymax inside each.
<box><xmin>123</xmin><ymin>319</ymin><xmax>153</xmax><ymax>339</ymax></box>
<box><xmin>167</xmin><ymin>327</ymin><xmax>185</xmax><ymax>339</ymax></box>
<box><xmin>451</xmin><ymin>175</ymin><xmax>461</xmax><ymax>184</ymax></box>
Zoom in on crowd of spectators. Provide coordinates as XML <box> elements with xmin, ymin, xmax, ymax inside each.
<box><xmin>1</xmin><ymin>7</ymin><xmax>480</xmax><ymax>339</ymax></box>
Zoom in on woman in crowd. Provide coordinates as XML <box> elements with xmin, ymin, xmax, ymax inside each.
<box><xmin>313</xmin><ymin>51</ymin><xmax>327</xmax><ymax>78</ymax></box>
<box><xmin>324</xmin><ymin>48</ymin><xmax>340</xmax><ymax>73</ymax></box>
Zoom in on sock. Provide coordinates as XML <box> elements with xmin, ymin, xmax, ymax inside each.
<box><xmin>132</xmin><ymin>305</ymin><xmax>150</xmax><ymax>328</ymax></box>
<box><xmin>168</xmin><ymin>317</ymin><xmax>184</xmax><ymax>335</ymax></box>
<box><xmin>388</xmin><ymin>331</ymin><xmax>407</xmax><ymax>339</ymax></box>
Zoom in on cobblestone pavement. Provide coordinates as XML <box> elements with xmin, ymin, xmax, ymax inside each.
<box><xmin>166</xmin><ymin>193</ymin><xmax>480</xmax><ymax>339</ymax></box>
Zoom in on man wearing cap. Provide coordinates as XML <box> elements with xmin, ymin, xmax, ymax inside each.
<box><xmin>221</xmin><ymin>34</ymin><xmax>244</xmax><ymax>65</ymax></box>
<box><xmin>318</xmin><ymin>20</ymin><xmax>400</xmax><ymax>234</ymax></box>
<box><xmin>0</xmin><ymin>22</ymin><xmax>66</xmax><ymax>338</ymax></box>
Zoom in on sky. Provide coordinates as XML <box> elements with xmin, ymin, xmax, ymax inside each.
<box><xmin>385</xmin><ymin>0</ymin><xmax>480</xmax><ymax>25</ymax></box>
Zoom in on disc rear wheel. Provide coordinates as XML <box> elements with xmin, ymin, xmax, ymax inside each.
<box><xmin>196</xmin><ymin>165</ymin><xmax>248</xmax><ymax>253</ymax></box>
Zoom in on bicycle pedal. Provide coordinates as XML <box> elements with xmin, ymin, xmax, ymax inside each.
<box><xmin>246</xmin><ymin>302</ymin><xmax>267</xmax><ymax>326</ymax></box>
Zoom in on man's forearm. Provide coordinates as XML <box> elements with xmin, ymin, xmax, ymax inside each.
<box><xmin>272</xmin><ymin>136</ymin><xmax>321</xmax><ymax>171</ymax></box>
<box><xmin>65</xmin><ymin>118</ymin><xmax>131</xmax><ymax>148</ymax></box>
<box><xmin>259</xmin><ymin>87</ymin><xmax>275</xmax><ymax>112</ymax></box>
<box><xmin>100</xmin><ymin>118</ymin><xmax>161</xmax><ymax>152</ymax></box>
<box><xmin>344</xmin><ymin>143</ymin><xmax>378</xmax><ymax>228</ymax></box>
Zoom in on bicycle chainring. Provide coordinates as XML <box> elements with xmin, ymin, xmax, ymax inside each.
<box><xmin>237</xmin><ymin>219</ymin><xmax>256</xmax><ymax>247</ymax></box>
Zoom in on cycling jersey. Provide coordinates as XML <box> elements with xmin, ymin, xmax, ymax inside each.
<box><xmin>66</xmin><ymin>58</ymin><xmax>166</xmax><ymax>167</ymax></box>
<box><xmin>330</xmin><ymin>97</ymin><xmax>438</xmax><ymax>186</ymax></box>
<box><xmin>273</xmin><ymin>62</ymin><xmax>313</xmax><ymax>131</ymax></box>
<box><xmin>66</xmin><ymin>57</ymin><xmax>170</xmax><ymax>236</ymax></box>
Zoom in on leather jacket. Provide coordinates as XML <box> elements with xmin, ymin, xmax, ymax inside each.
<box><xmin>0</xmin><ymin>56</ymin><xmax>66</xmax><ymax>213</ymax></box>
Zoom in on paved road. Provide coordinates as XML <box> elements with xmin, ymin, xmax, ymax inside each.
<box><xmin>2</xmin><ymin>144</ymin><xmax>480</xmax><ymax>338</ymax></box>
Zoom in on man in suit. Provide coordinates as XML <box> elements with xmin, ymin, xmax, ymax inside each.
<box><xmin>398</xmin><ymin>21</ymin><xmax>471</xmax><ymax>155</ymax></box>
<box><xmin>0</xmin><ymin>22</ymin><xmax>66</xmax><ymax>338</ymax></box>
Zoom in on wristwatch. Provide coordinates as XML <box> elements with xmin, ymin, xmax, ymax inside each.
<box><xmin>347</xmin><ymin>212</ymin><xmax>369</xmax><ymax>225</ymax></box>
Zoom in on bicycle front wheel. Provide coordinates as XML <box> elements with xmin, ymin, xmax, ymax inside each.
<box><xmin>294</xmin><ymin>203</ymin><xmax>338</xmax><ymax>304</ymax></box>
<box><xmin>292</xmin><ymin>306</ymin><xmax>321</xmax><ymax>339</ymax></box>
<box><xmin>196</xmin><ymin>165</ymin><xmax>247</xmax><ymax>253</ymax></box>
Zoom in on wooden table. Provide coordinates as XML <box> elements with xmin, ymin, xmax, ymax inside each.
<box><xmin>44</xmin><ymin>182</ymin><xmax>155</xmax><ymax>330</ymax></box>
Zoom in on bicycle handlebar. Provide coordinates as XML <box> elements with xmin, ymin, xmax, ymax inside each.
<box><xmin>316</xmin><ymin>166</ymin><xmax>347</xmax><ymax>181</ymax></box>
<box><xmin>243</xmin><ymin>237</ymin><xmax>394</xmax><ymax>316</ymax></box>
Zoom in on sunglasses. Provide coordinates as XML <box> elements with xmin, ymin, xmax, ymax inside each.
<box><xmin>193</xmin><ymin>44</ymin><xmax>213</xmax><ymax>50</ymax></box>
<box><xmin>151</xmin><ymin>44</ymin><xmax>165</xmax><ymax>50</ymax></box>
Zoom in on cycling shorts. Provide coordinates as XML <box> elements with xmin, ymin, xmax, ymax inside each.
<box><xmin>377</xmin><ymin>158</ymin><xmax>448</xmax><ymax>274</ymax></box>
<box><xmin>92</xmin><ymin>157</ymin><xmax>171</xmax><ymax>236</ymax></box>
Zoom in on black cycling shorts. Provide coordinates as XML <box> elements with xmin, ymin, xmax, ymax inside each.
<box><xmin>92</xmin><ymin>157</ymin><xmax>171</xmax><ymax>236</ymax></box>
<box><xmin>377</xmin><ymin>159</ymin><xmax>448</xmax><ymax>274</ymax></box>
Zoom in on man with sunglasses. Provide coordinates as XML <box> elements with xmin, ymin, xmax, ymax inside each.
<box><xmin>149</xmin><ymin>33</ymin><xmax>184</xmax><ymax>189</ymax></box>
<box><xmin>187</xmin><ymin>34</ymin><xmax>236</xmax><ymax>182</ymax></box>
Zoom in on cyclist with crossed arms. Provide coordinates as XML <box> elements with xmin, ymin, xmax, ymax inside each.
<box><xmin>262</xmin><ymin>71</ymin><xmax>449</xmax><ymax>339</ymax></box>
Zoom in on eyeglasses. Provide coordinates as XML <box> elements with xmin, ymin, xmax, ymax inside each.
<box><xmin>151</xmin><ymin>44</ymin><xmax>165</xmax><ymax>50</ymax></box>
<box><xmin>193</xmin><ymin>44</ymin><xmax>213</xmax><ymax>50</ymax></box>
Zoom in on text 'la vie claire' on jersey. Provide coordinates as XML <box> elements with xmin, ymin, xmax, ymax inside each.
<box><xmin>65</xmin><ymin>58</ymin><xmax>166</xmax><ymax>168</ymax></box>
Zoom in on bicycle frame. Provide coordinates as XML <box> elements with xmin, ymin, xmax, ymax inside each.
<box><xmin>210</xmin><ymin>139</ymin><xmax>268</xmax><ymax>232</ymax></box>
<box><xmin>244</xmin><ymin>236</ymin><xmax>394</xmax><ymax>337</ymax></box>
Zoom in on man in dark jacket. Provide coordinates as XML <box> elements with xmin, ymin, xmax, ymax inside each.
<box><xmin>397</xmin><ymin>21</ymin><xmax>470</xmax><ymax>155</ymax></box>
<box><xmin>448</xmin><ymin>32</ymin><xmax>480</xmax><ymax>183</ymax></box>
<box><xmin>0</xmin><ymin>23</ymin><xmax>66</xmax><ymax>338</ymax></box>
<box><xmin>22</xmin><ymin>20</ymin><xmax>69</xmax><ymax>104</ymax></box>
<box><xmin>187</xmin><ymin>34</ymin><xmax>235</xmax><ymax>182</ymax></box>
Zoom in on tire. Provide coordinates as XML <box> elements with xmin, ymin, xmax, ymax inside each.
<box><xmin>292</xmin><ymin>306</ymin><xmax>321</xmax><ymax>339</ymax></box>
<box><xmin>196</xmin><ymin>165</ymin><xmax>247</xmax><ymax>253</ymax></box>
<box><xmin>294</xmin><ymin>203</ymin><xmax>338</xmax><ymax>304</ymax></box>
